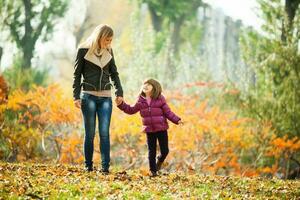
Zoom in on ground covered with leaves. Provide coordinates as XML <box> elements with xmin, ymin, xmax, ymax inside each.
<box><xmin>0</xmin><ymin>162</ymin><xmax>299</xmax><ymax>199</ymax></box>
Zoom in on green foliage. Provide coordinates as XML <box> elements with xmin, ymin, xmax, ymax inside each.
<box><xmin>240</xmin><ymin>0</ymin><xmax>300</xmax><ymax>138</ymax></box>
<box><xmin>116</xmin><ymin>11</ymin><xmax>210</xmax><ymax>92</ymax></box>
<box><xmin>136</xmin><ymin>0</ymin><xmax>203</xmax><ymax>22</ymax></box>
<box><xmin>132</xmin><ymin>0</ymin><xmax>205</xmax><ymax>56</ymax></box>
<box><xmin>220</xmin><ymin>0</ymin><xmax>300</xmax><ymax>177</ymax></box>
<box><xmin>3</xmin><ymin>58</ymin><xmax>49</xmax><ymax>91</ymax></box>
<box><xmin>0</xmin><ymin>0</ymin><xmax>68</xmax><ymax>43</ymax></box>
<box><xmin>180</xmin><ymin>19</ymin><xmax>203</xmax><ymax>51</ymax></box>
<box><xmin>153</xmin><ymin>31</ymin><xmax>168</xmax><ymax>52</ymax></box>
<box><xmin>0</xmin><ymin>0</ymin><xmax>68</xmax><ymax>68</ymax></box>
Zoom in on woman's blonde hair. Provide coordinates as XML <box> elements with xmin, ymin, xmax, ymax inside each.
<box><xmin>140</xmin><ymin>78</ymin><xmax>162</xmax><ymax>99</ymax></box>
<box><xmin>79</xmin><ymin>24</ymin><xmax>114</xmax><ymax>55</ymax></box>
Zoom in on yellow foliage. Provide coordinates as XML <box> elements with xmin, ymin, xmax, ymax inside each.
<box><xmin>3</xmin><ymin>84</ymin><xmax>80</xmax><ymax>125</ymax></box>
<box><xmin>59</xmin><ymin>132</ymin><xmax>83</xmax><ymax>164</ymax></box>
<box><xmin>2</xmin><ymin>84</ymin><xmax>299</xmax><ymax>177</ymax></box>
<box><xmin>109</xmin><ymin>90</ymin><xmax>260</xmax><ymax>176</ymax></box>
<box><xmin>1</xmin><ymin>84</ymin><xmax>81</xmax><ymax>161</ymax></box>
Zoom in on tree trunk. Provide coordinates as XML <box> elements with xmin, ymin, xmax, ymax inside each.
<box><xmin>22</xmin><ymin>44</ymin><xmax>34</xmax><ymax>69</ymax></box>
<box><xmin>164</xmin><ymin>18</ymin><xmax>185</xmax><ymax>86</ymax></box>
<box><xmin>0</xmin><ymin>47</ymin><xmax>3</xmax><ymax>66</ymax></box>
<box><xmin>148</xmin><ymin>5</ymin><xmax>163</xmax><ymax>32</ymax></box>
<box><xmin>22</xmin><ymin>0</ymin><xmax>34</xmax><ymax>69</ymax></box>
<box><xmin>163</xmin><ymin>16</ymin><xmax>185</xmax><ymax>86</ymax></box>
<box><xmin>285</xmin><ymin>0</ymin><xmax>300</xmax><ymax>27</ymax></box>
<box><xmin>74</xmin><ymin>0</ymin><xmax>95</xmax><ymax>47</ymax></box>
<box><xmin>281</xmin><ymin>0</ymin><xmax>300</xmax><ymax>42</ymax></box>
<box><xmin>74</xmin><ymin>14</ymin><xmax>96</xmax><ymax>47</ymax></box>
<box><xmin>171</xmin><ymin>15</ymin><xmax>185</xmax><ymax>55</ymax></box>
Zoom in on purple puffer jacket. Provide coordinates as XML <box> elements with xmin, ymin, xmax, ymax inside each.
<box><xmin>117</xmin><ymin>95</ymin><xmax>181</xmax><ymax>133</ymax></box>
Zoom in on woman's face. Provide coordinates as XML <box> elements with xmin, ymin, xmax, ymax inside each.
<box><xmin>99</xmin><ymin>36</ymin><xmax>113</xmax><ymax>49</ymax></box>
<box><xmin>142</xmin><ymin>83</ymin><xmax>153</xmax><ymax>96</ymax></box>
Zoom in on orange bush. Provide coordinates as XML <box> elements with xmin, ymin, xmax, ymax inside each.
<box><xmin>0</xmin><ymin>84</ymin><xmax>81</xmax><ymax>161</ymax></box>
<box><xmin>1</xmin><ymin>82</ymin><xmax>298</xmax><ymax>177</ymax></box>
<box><xmin>109</xmin><ymin>89</ymin><xmax>299</xmax><ymax>177</ymax></box>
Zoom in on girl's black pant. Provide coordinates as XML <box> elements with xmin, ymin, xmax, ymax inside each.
<box><xmin>146</xmin><ymin>130</ymin><xmax>169</xmax><ymax>172</ymax></box>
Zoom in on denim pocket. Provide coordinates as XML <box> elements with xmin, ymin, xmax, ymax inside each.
<box><xmin>81</xmin><ymin>93</ymin><xmax>90</xmax><ymax>99</ymax></box>
<box><xmin>80</xmin><ymin>93</ymin><xmax>90</xmax><ymax>106</ymax></box>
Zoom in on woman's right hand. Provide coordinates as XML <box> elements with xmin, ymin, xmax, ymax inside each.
<box><xmin>115</xmin><ymin>97</ymin><xmax>123</xmax><ymax>106</ymax></box>
<box><xmin>74</xmin><ymin>99</ymin><xmax>81</xmax><ymax>108</ymax></box>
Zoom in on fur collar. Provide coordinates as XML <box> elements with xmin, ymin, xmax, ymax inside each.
<box><xmin>84</xmin><ymin>48</ymin><xmax>112</xmax><ymax>68</ymax></box>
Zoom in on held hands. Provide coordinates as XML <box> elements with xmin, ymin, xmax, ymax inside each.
<box><xmin>115</xmin><ymin>96</ymin><xmax>123</xmax><ymax>106</ymax></box>
<box><xmin>75</xmin><ymin>97</ymin><xmax>123</xmax><ymax>108</ymax></box>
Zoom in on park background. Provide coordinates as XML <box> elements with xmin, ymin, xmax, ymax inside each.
<box><xmin>0</xmin><ymin>0</ymin><xmax>300</xmax><ymax>198</ymax></box>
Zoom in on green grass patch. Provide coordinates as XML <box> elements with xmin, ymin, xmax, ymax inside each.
<box><xmin>0</xmin><ymin>162</ymin><xmax>299</xmax><ymax>199</ymax></box>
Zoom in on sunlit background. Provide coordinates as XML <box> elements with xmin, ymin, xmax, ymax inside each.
<box><xmin>0</xmin><ymin>0</ymin><xmax>299</xmax><ymax>179</ymax></box>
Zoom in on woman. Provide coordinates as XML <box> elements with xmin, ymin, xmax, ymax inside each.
<box><xmin>72</xmin><ymin>24</ymin><xmax>123</xmax><ymax>173</ymax></box>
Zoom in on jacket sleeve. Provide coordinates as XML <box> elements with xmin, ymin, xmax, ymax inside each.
<box><xmin>161</xmin><ymin>96</ymin><xmax>181</xmax><ymax>124</ymax></box>
<box><xmin>117</xmin><ymin>101</ymin><xmax>141</xmax><ymax>115</ymax></box>
<box><xmin>72</xmin><ymin>48</ymin><xmax>85</xmax><ymax>100</ymax></box>
<box><xmin>109</xmin><ymin>49</ymin><xmax>123</xmax><ymax>97</ymax></box>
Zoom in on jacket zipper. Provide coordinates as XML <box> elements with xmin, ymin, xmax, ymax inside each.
<box><xmin>99</xmin><ymin>68</ymin><xmax>103</xmax><ymax>90</ymax></box>
<box><xmin>148</xmin><ymin>100</ymin><xmax>153</xmax><ymax>131</ymax></box>
<box><xmin>96</xmin><ymin>55</ymin><xmax>104</xmax><ymax>91</ymax></box>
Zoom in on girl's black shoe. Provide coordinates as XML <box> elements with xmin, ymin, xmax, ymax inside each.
<box><xmin>99</xmin><ymin>169</ymin><xmax>109</xmax><ymax>175</ymax></box>
<box><xmin>85</xmin><ymin>166</ymin><xmax>93</xmax><ymax>172</ymax></box>
<box><xmin>150</xmin><ymin>171</ymin><xmax>158</xmax><ymax>177</ymax></box>
<box><xmin>156</xmin><ymin>161</ymin><xmax>163</xmax><ymax>171</ymax></box>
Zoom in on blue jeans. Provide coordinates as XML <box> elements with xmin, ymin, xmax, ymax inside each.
<box><xmin>81</xmin><ymin>93</ymin><xmax>112</xmax><ymax>170</ymax></box>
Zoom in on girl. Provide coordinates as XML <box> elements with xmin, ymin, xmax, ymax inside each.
<box><xmin>72</xmin><ymin>24</ymin><xmax>123</xmax><ymax>173</ymax></box>
<box><xmin>116</xmin><ymin>78</ymin><xmax>183</xmax><ymax>176</ymax></box>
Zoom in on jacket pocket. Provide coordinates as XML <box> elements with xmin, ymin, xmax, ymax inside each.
<box><xmin>81</xmin><ymin>82</ymin><xmax>97</xmax><ymax>90</ymax></box>
<box><xmin>103</xmin><ymin>82</ymin><xmax>112</xmax><ymax>90</ymax></box>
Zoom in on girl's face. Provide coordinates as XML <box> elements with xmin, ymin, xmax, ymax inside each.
<box><xmin>99</xmin><ymin>36</ymin><xmax>113</xmax><ymax>49</ymax></box>
<box><xmin>142</xmin><ymin>83</ymin><xmax>153</xmax><ymax>96</ymax></box>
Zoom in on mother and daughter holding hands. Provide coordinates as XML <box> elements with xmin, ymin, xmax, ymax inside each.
<box><xmin>73</xmin><ymin>24</ymin><xmax>183</xmax><ymax>177</ymax></box>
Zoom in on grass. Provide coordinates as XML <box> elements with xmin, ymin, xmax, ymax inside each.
<box><xmin>0</xmin><ymin>162</ymin><xmax>299</xmax><ymax>199</ymax></box>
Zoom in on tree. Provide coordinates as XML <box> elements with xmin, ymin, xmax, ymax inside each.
<box><xmin>132</xmin><ymin>0</ymin><xmax>204</xmax><ymax>84</ymax></box>
<box><xmin>0</xmin><ymin>0</ymin><xmax>68</xmax><ymax>69</ymax></box>
<box><xmin>242</xmin><ymin>0</ymin><xmax>300</xmax><ymax>135</ymax></box>
<box><xmin>240</xmin><ymin>0</ymin><xmax>300</xmax><ymax>178</ymax></box>
<box><xmin>136</xmin><ymin>0</ymin><xmax>204</xmax><ymax>54</ymax></box>
<box><xmin>0</xmin><ymin>47</ymin><xmax>2</xmax><ymax>66</ymax></box>
<box><xmin>285</xmin><ymin>0</ymin><xmax>300</xmax><ymax>27</ymax></box>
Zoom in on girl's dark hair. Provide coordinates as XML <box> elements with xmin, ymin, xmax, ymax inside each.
<box><xmin>140</xmin><ymin>78</ymin><xmax>162</xmax><ymax>99</ymax></box>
